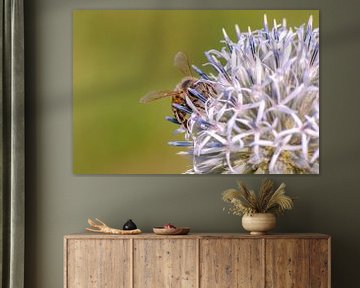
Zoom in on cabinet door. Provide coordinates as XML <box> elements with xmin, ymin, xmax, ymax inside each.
<box><xmin>200</xmin><ymin>239</ymin><xmax>264</xmax><ymax>288</ymax></box>
<box><xmin>265</xmin><ymin>239</ymin><xmax>312</xmax><ymax>288</ymax></box>
<box><xmin>309</xmin><ymin>239</ymin><xmax>330</xmax><ymax>288</ymax></box>
<box><xmin>66</xmin><ymin>239</ymin><xmax>131</xmax><ymax>288</ymax></box>
<box><xmin>134</xmin><ymin>239</ymin><xmax>198</xmax><ymax>288</ymax></box>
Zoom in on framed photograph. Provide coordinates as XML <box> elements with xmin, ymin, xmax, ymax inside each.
<box><xmin>73</xmin><ymin>10</ymin><xmax>319</xmax><ymax>174</ymax></box>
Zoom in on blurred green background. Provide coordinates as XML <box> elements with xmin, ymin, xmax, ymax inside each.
<box><xmin>73</xmin><ymin>10</ymin><xmax>319</xmax><ymax>174</ymax></box>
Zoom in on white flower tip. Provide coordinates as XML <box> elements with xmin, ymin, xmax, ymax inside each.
<box><xmin>247</xmin><ymin>26</ymin><xmax>251</xmax><ymax>34</ymax></box>
<box><xmin>222</xmin><ymin>28</ymin><xmax>229</xmax><ymax>40</ymax></box>
<box><xmin>263</xmin><ymin>14</ymin><xmax>268</xmax><ymax>26</ymax></box>
<box><xmin>273</xmin><ymin>18</ymin><xmax>278</xmax><ymax>28</ymax></box>
<box><xmin>235</xmin><ymin>25</ymin><xmax>241</xmax><ymax>41</ymax></box>
<box><xmin>308</xmin><ymin>15</ymin><xmax>313</xmax><ymax>28</ymax></box>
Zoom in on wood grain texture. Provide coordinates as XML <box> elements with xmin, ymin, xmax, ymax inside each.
<box><xmin>200</xmin><ymin>239</ymin><xmax>264</xmax><ymax>288</ymax></box>
<box><xmin>133</xmin><ymin>239</ymin><xmax>197</xmax><ymax>288</ymax></box>
<box><xmin>310</xmin><ymin>239</ymin><xmax>330</xmax><ymax>288</ymax></box>
<box><xmin>66</xmin><ymin>239</ymin><xmax>131</xmax><ymax>288</ymax></box>
<box><xmin>65</xmin><ymin>233</ymin><xmax>330</xmax><ymax>240</ymax></box>
<box><xmin>265</xmin><ymin>239</ymin><xmax>310</xmax><ymax>288</ymax></box>
<box><xmin>64</xmin><ymin>234</ymin><xmax>331</xmax><ymax>288</ymax></box>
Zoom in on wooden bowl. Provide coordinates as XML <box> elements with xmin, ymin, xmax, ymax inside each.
<box><xmin>153</xmin><ymin>227</ymin><xmax>190</xmax><ymax>235</ymax></box>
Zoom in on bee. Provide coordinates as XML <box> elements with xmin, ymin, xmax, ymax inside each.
<box><xmin>140</xmin><ymin>52</ymin><xmax>215</xmax><ymax>127</ymax></box>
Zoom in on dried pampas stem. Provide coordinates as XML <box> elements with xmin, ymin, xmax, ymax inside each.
<box><xmin>86</xmin><ymin>218</ymin><xmax>142</xmax><ymax>235</ymax></box>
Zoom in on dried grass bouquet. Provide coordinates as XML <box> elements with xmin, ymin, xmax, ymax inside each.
<box><xmin>222</xmin><ymin>178</ymin><xmax>294</xmax><ymax>216</ymax></box>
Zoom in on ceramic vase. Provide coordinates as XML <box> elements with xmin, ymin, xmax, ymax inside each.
<box><xmin>242</xmin><ymin>213</ymin><xmax>276</xmax><ymax>235</ymax></box>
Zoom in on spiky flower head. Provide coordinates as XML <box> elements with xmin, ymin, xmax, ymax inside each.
<box><xmin>169</xmin><ymin>15</ymin><xmax>319</xmax><ymax>174</ymax></box>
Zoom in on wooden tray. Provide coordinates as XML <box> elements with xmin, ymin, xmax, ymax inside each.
<box><xmin>153</xmin><ymin>227</ymin><xmax>190</xmax><ymax>235</ymax></box>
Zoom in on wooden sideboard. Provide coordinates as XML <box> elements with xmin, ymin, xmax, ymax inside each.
<box><xmin>64</xmin><ymin>233</ymin><xmax>330</xmax><ymax>288</ymax></box>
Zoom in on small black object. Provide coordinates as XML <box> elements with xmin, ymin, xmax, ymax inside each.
<box><xmin>123</xmin><ymin>219</ymin><xmax>137</xmax><ymax>230</ymax></box>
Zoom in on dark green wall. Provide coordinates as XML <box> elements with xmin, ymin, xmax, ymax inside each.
<box><xmin>24</xmin><ymin>0</ymin><xmax>360</xmax><ymax>287</ymax></box>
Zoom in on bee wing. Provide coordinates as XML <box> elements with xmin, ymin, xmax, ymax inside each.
<box><xmin>140</xmin><ymin>90</ymin><xmax>180</xmax><ymax>103</ymax></box>
<box><xmin>174</xmin><ymin>51</ymin><xmax>193</xmax><ymax>77</ymax></box>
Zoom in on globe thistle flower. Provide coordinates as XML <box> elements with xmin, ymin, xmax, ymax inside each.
<box><xmin>169</xmin><ymin>15</ymin><xmax>319</xmax><ymax>174</ymax></box>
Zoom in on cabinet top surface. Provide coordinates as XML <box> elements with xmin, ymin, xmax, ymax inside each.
<box><xmin>64</xmin><ymin>232</ymin><xmax>330</xmax><ymax>240</ymax></box>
